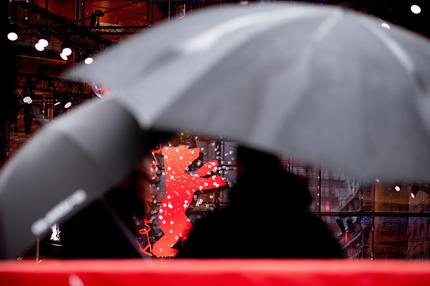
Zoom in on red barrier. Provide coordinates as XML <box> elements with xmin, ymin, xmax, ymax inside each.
<box><xmin>1</xmin><ymin>259</ymin><xmax>430</xmax><ymax>286</ymax></box>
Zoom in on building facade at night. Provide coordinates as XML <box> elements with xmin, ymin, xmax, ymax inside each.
<box><xmin>2</xmin><ymin>0</ymin><xmax>430</xmax><ymax>260</ymax></box>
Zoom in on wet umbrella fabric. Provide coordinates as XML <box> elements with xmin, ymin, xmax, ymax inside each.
<box><xmin>70</xmin><ymin>3</ymin><xmax>430</xmax><ymax>183</ymax></box>
<box><xmin>0</xmin><ymin>98</ymin><xmax>145</xmax><ymax>259</ymax></box>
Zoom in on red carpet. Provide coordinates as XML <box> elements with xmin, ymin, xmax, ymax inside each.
<box><xmin>1</xmin><ymin>259</ymin><xmax>429</xmax><ymax>286</ymax></box>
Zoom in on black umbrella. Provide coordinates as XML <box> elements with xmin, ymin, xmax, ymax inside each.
<box><xmin>0</xmin><ymin>98</ymin><xmax>149</xmax><ymax>259</ymax></box>
<box><xmin>70</xmin><ymin>3</ymin><xmax>430</xmax><ymax>183</ymax></box>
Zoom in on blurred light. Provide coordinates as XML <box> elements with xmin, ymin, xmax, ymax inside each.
<box><xmin>84</xmin><ymin>57</ymin><xmax>93</xmax><ymax>65</ymax></box>
<box><xmin>38</xmin><ymin>38</ymin><xmax>49</xmax><ymax>47</ymax></box>
<box><xmin>50</xmin><ymin>224</ymin><xmax>60</xmax><ymax>242</ymax></box>
<box><xmin>35</xmin><ymin>42</ymin><xmax>44</xmax><ymax>51</ymax></box>
<box><xmin>395</xmin><ymin>185</ymin><xmax>401</xmax><ymax>192</ymax></box>
<box><xmin>7</xmin><ymin>32</ymin><xmax>18</xmax><ymax>41</ymax></box>
<box><xmin>411</xmin><ymin>192</ymin><xmax>416</xmax><ymax>199</ymax></box>
<box><xmin>54</xmin><ymin>101</ymin><xmax>61</xmax><ymax>106</ymax></box>
<box><xmin>23</xmin><ymin>96</ymin><xmax>32</xmax><ymax>104</ymax></box>
<box><xmin>381</xmin><ymin>22</ymin><xmax>390</xmax><ymax>29</ymax></box>
<box><xmin>239</xmin><ymin>1</ymin><xmax>249</xmax><ymax>5</ymax></box>
<box><xmin>60</xmin><ymin>52</ymin><xmax>68</xmax><ymax>61</ymax></box>
<box><xmin>64</xmin><ymin>102</ymin><xmax>72</xmax><ymax>109</ymax></box>
<box><xmin>375</xmin><ymin>178</ymin><xmax>380</xmax><ymax>183</ymax></box>
<box><xmin>62</xmin><ymin>47</ymin><xmax>72</xmax><ymax>56</ymax></box>
<box><xmin>411</xmin><ymin>5</ymin><xmax>421</xmax><ymax>14</ymax></box>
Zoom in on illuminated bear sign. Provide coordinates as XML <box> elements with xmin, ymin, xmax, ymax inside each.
<box><xmin>151</xmin><ymin>145</ymin><xmax>228</xmax><ymax>257</ymax></box>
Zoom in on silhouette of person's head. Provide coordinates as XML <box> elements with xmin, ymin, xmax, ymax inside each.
<box><xmin>236</xmin><ymin>145</ymin><xmax>281</xmax><ymax>175</ymax></box>
<box><xmin>231</xmin><ymin>146</ymin><xmax>312</xmax><ymax>212</ymax></box>
<box><xmin>177</xmin><ymin>145</ymin><xmax>344</xmax><ymax>259</ymax></box>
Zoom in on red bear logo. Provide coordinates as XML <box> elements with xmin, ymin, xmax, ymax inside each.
<box><xmin>152</xmin><ymin>145</ymin><xmax>227</xmax><ymax>257</ymax></box>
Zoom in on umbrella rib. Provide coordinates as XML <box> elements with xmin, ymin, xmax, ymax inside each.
<box><xmin>156</xmin><ymin>9</ymin><xmax>347</xmax><ymax>152</ymax></box>
<box><xmin>180</xmin><ymin>9</ymin><xmax>323</xmax><ymax>54</ymax></box>
<box><xmin>312</xmin><ymin>9</ymin><xmax>345</xmax><ymax>42</ymax></box>
<box><xmin>358</xmin><ymin>18</ymin><xmax>427</xmax><ymax>94</ymax></box>
<box><xmin>147</xmin><ymin>10</ymin><xmax>329</xmax><ymax>125</ymax></box>
<box><xmin>255</xmin><ymin>11</ymin><xmax>345</xmax><ymax>142</ymax></box>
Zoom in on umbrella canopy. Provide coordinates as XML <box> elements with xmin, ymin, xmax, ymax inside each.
<box><xmin>0</xmin><ymin>98</ymin><xmax>146</xmax><ymax>259</ymax></box>
<box><xmin>69</xmin><ymin>3</ymin><xmax>430</xmax><ymax>183</ymax></box>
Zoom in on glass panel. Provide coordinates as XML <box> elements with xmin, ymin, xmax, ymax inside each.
<box><xmin>322</xmin><ymin>216</ymin><xmax>430</xmax><ymax>260</ymax></box>
<box><xmin>373</xmin><ymin>216</ymin><xmax>409</xmax><ymax>259</ymax></box>
<box><xmin>405</xmin><ymin>217</ymin><xmax>430</xmax><ymax>259</ymax></box>
<box><xmin>373</xmin><ymin>183</ymin><xmax>430</xmax><ymax>213</ymax></box>
<box><xmin>322</xmin><ymin>215</ymin><xmax>373</xmax><ymax>259</ymax></box>
<box><xmin>220</xmin><ymin>141</ymin><xmax>237</xmax><ymax>166</ymax></box>
<box><xmin>320</xmin><ymin>171</ymin><xmax>361</xmax><ymax>212</ymax></box>
<box><xmin>374</xmin><ymin>184</ymin><xmax>411</xmax><ymax>212</ymax></box>
<box><xmin>23</xmin><ymin>134</ymin><xmax>430</xmax><ymax>260</ymax></box>
<box><xmin>141</xmin><ymin>135</ymin><xmax>233</xmax><ymax>258</ymax></box>
<box><xmin>409</xmin><ymin>186</ymin><xmax>430</xmax><ymax>212</ymax></box>
<box><xmin>289</xmin><ymin>160</ymin><xmax>320</xmax><ymax>211</ymax></box>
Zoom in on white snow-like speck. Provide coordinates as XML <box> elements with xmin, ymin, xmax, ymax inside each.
<box><xmin>69</xmin><ymin>275</ymin><xmax>84</xmax><ymax>286</ymax></box>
